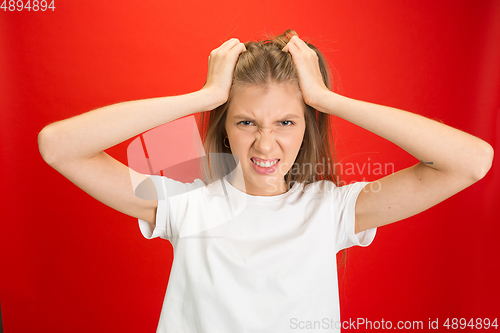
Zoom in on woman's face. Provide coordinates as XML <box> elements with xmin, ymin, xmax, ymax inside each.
<box><xmin>225</xmin><ymin>83</ymin><xmax>306</xmax><ymax>196</ymax></box>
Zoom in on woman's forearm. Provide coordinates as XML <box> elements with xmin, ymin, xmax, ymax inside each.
<box><xmin>312</xmin><ymin>91</ymin><xmax>494</xmax><ymax>180</ymax></box>
<box><xmin>39</xmin><ymin>88</ymin><xmax>221</xmax><ymax>165</ymax></box>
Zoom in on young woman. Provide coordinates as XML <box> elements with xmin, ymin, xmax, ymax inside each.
<box><xmin>38</xmin><ymin>30</ymin><xmax>494</xmax><ymax>332</ymax></box>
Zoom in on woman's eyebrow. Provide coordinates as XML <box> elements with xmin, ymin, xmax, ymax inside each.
<box><xmin>232</xmin><ymin>113</ymin><xmax>300</xmax><ymax>121</ymax></box>
<box><xmin>276</xmin><ymin>113</ymin><xmax>301</xmax><ymax>120</ymax></box>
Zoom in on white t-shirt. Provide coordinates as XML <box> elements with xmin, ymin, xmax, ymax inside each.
<box><xmin>138</xmin><ymin>176</ymin><xmax>377</xmax><ymax>332</ymax></box>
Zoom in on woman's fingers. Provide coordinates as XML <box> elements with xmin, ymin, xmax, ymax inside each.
<box><xmin>208</xmin><ymin>38</ymin><xmax>244</xmax><ymax>63</ymax></box>
<box><xmin>217</xmin><ymin>38</ymin><xmax>241</xmax><ymax>52</ymax></box>
<box><xmin>283</xmin><ymin>36</ymin><xmax>312</xmax><ymax>56</ymax></box>
<box><xmin>282</xmin><ymin>39</ymin><xmax>299</xmax><ymax>54</ymax></box>
<box><xmin>203</xmin><ymin>38</ymin><xmax>246</xmax><ymax>105</ymax></box>
<box><xmin>290</xmin><ymin>35</ymin><xmax>309</xmax><ymax>51</ymax></box>
<box><xmin>219</xmin><ymin>38</ymin><xmax>239</xmax><ymax>48</ymax></box>
<box><xmin>226</xmin><ymin>39</ymin><xmax>246</xmax><ymax>54</ymax></box>
<box><xmin>209</xmin><ymin>38</ymin><xmax>245</xmax><ymax>61</ymax></box>
<box><xmin>280</xmin><ymin>35</ymin><xmax>328</xmax><ymax>106</ymax></box>
<box><xmin>282</xmin><ymin>35</ymin><xmax>300</xmax><ymax>52</ymax></box>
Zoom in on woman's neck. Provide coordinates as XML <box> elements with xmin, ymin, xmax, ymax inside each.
<box><xmin>227</xmin><ymin>173</ymin><xmax>288</xmax><ymax>196</ymax></box>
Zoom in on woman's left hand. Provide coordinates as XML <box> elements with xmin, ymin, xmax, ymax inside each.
<box><xmin>282</xmin><ymin>35</ymin><xmax>330</xmax><ymax>107</ymax></box>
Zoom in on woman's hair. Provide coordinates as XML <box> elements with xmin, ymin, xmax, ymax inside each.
<box><xmin>199</xmin><ymin>29</ymin><xmax>339</xmax><ymax>190</ymax></box>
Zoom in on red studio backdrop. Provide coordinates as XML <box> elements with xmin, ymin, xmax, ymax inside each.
<box><xmin>1</xmin><ymin>1</ymin><xmax>499</xmax><ymax>332</ymax></box>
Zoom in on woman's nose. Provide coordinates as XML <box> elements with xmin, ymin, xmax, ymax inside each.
<box><xmin>253</xmin><ymin>129</ymin><xmax>276</xmax><ymax>154</ymax></box>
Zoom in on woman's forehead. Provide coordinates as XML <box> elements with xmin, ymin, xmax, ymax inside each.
<box><xmin>227</xmin><ymin>84</ymin><xmax>305</xmax><ymax>119</ymax></box>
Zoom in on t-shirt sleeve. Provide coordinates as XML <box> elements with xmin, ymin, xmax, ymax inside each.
<box><xmin>138</xmin><ymin>175</ymin><xmax>173</xmax><ymax>240</ymax></box>
<box><xmin>137</xmin><ymin>175</ymin><xmax>205</xmax><ymax>241</ymax></box>
<box><xmin>334</xmin><ymin>181</ymin><xmax>377</xmax><ymax>253</ymax></box>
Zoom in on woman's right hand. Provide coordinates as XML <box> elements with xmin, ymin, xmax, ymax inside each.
<box><xmin>202</xmin><ymin>38</ymin><xmax>246</xmax><ymax>106</ymax></box>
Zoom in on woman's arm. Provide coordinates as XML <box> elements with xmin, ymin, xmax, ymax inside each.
<box><xmin>39</xmin><ymin>38</ymin><xmax>246</xmax><ymax>164</ymax></box>
<box><xmin>38</xmin><ymin>89</ymin><xmax>221</xmax><ymax>164</ymax></box>
<box><xmin>38</xmin><ymin>90</ymin><xmax>222</xmax><ymax>226</ymax></box>
<box><xmin>315</xmin><ymin>92</ymin><xmax>493</xmax><ymax>233</ymax></box>
<box><xmin>313</xmin><ymin>93</ymin><xmax>493</xmax><ymax>180</ymax></box>
<box><xmin>38</xmin><ymin>38</ymin><xmax>246</xmax><ymax>226</ymax></box>
<box><xmin>283</xmin><ymin>35</ymin><xmax>494</xmax><ymax>233</ymax></box>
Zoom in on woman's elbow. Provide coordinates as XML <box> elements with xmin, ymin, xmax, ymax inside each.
<box><xmin>38</xmin><ymin>125</ymin><xmax>60</xmax><ymax>166</ymax></box>
<box><xmin>471</xmin><ymin>142</ymin><xmax>494</xmax><ymax>181</ymax></box>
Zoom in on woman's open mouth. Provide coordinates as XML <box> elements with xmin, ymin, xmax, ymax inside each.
<box><xmin>251</xmin><ymin>157</ymin><xmax>280</xmax><ymax>174</ymax></box>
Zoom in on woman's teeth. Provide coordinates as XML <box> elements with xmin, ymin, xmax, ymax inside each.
<box><xmin>252</xmin><ymin>159</ymin><xmax>278</xmax><ymax>168</ymax></box>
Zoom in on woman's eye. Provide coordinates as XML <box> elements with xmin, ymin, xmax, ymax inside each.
<box><xmin>237</xmin><ymin>120</ymin><xmax>253</xmax><ymax>126</ymax></box>
<box><xmin>280</xmin><ymin>120</ymin><xmax>294</xmax><ymax>126</ymax></box>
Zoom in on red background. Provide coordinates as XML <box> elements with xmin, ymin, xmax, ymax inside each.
<box><xmin>1</xmin><ymin>0</ymin><xmax>499</xmax><ymax>332</ymax></box>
